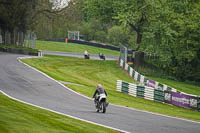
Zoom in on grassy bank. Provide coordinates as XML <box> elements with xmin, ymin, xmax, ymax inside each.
<box><xmin>22</xmin><ymin>55</ymin><xmax>200</xmax><ymax>122</ymax></box>
<box><xmin>36</xmin><ymin>40</ymin><xmax>120</xmax><ymax>56</ymax></box>
<box><xmin>148</xmin><ymin>77</ymin><xmax>200</xmax><ymax>96</ymax></box>
<box><xmin>0</xmin><ymin>93</ymin><xmax>118</xmax><ymax>133</ymax></box>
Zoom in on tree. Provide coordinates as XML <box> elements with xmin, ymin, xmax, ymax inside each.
<box><xmin>95</xmin><ymin>31</ymin><xmax>107</xmax><ymax>43</ymax></box>
<box><xmin>84</xmin><ymin>0</ymin><xmax>156</xmax><ymax>68</ymax></box>
<box><xmin>34</xmin><ymin>0</ymin><xmax>85</xmax><ymax>39</ymax></box>
<box><xmin>84</xmin><ymin>0</ymin><xmax>200</xmax><ymax>82</ymax></box>
<box><xmin>79</xmin><ymin>22</ymin><xmax>93</xmax><ymax>41</ymax></box>
<box><xmin>84</xmin><ymin>0</ymin><xmax>155</xmax><ymax>49</ymax></box>
<box><xmin>0</xmin><ymin>0</ymin><xmax>32</xmax><ymax>31</ymax></box>
<box><xmin>108</xmin><ymin>26</ymin><xmax>128</xmax><ymax>46</ymax></box>
<box><xmin>166</xmin><ymin>0</ymin><xmax>200</xmax><ymax>81</ymax></box>
<box><xmin>142</xmin><ymin>0</ymin><xmax>200</xmax><ymax>82</ymax></box>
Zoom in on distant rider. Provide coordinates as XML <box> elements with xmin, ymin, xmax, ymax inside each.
<box><xmin>84</xmin><ymin>50</ymin><xmax>89</xmax><ymax>59</ymax></box>
<box><xmin>99</xmin><ymin>53</ymin><xmax>105</xmax><ymax>60</ymax></box>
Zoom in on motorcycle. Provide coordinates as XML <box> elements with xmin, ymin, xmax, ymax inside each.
<box><xmin>99</xmin><ymin>53</ymin><xmax>106</xmax><ymax>60</ymax></box>
<box><xmin>84</xmin><ymin>54</ymin><xmax>90</xmax><ymax>59</ymax></box>
<box><xmin>94</xmin><ymin>93</ymin><xmax>108</xmax><ymax>113</ymax></box>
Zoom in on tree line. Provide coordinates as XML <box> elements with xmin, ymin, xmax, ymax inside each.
<box><xmin>0</xmin><ymin>0</ymin><xmax>65</xmax><ymax>38</ymax></box>
<box><xmin>0</xmin><ymin>0</ymin><xmax>199</xmax><ymax>83</ymax></box>
<box><xmin>83</xmin><ymin>0</ymin><xmax>200</xmax><ymax>83</ymax></box>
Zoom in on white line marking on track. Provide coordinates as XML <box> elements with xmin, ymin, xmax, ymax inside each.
<box><xmin>0</xmin><ymin>90</ymin><xmax>129</xmax><ymax>133</ymax></box>
<box><xmin>16</xmin><ymin>57</ymin><xmax>129</xmax><ymax>133</ymax></box>
<box><xmin>18</xmin><ymin>56</ymin><xmax>200</xmax><ymax>125</ymax></box>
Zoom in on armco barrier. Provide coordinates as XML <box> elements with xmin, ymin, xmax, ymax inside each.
<box><xmin>136</xmin><ymin>86</ymin><xmax>145</xmax><ymax>98</ymax></box>
<box><xmin>69</xmin><ymin>40</ymin><xmax>120</xmax><ymax>51</ymax></box>
<box><xmin>116</xmin><ymin>80</ymin><xmax>122</xmax><ymax>92</ymax></box>
<box><xmin>144</xmin><ymin>86</ymin><xmax>154</xmax><ymax>101</ymax></box>
<box><xmin>117</xmin><ymin>80</ymin><xmax>200</xmax><ymax>111</ymax></box>
<box><xmin>154</xmin><ymin>89</ymin><xmax>164</xmax><ymax>103</ymax></box>
<box><xmin>118</xmin><ymin>59</ymin><xmax>200</xmax><ymax>111</ymax></box>
<box><xmin>117</xmin><ymin>80</ymin><xmax>163</xmax><ymax>103</ymax></box>
<box><xmin>137</xmin><ymin>74</ymin><xmax>141</xmax><ymax>82</ymax></box>
<box><xmin>128</xmin><ymin>83</ymin><xmax>137</xmax><ymax>97</ymax></box>
<box><xmin>119</xmin><ymin>59</ymin><xmax>177</xmax><ymax>92</ymax></box>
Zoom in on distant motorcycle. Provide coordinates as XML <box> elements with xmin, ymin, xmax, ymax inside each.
<box><xmin>84</xmin><ymin>54</ymin><xmax>90</xmax><ymax>59</ymax></box>
<box><xmin>99</xmin><ymin>53</ymin><xmax>105</xmax><ymax>60</ymax></box>
<box><xmin>94</xmin><ymin>94</ymin><xmax>108</xmax><ymax>113</ymax></box>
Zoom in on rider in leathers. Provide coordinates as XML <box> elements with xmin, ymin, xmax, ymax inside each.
<box><xmin>93</xmin><ymin>84</ymin><xmax>107</xmax><ymax>108</ymax></box>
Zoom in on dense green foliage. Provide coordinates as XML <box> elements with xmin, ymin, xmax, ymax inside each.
<box><xmin>0</xmin><ymin>0</ymin><xmax>31</xmax><ymax>31</ymax></box>
<box><xmin>34</xmin><ymin>0</ymin><xmax>85</xmax><ymax>39</ymax></box>
<box><xmin>22</xmin><ymin>55</ymin><xmax>200</xmax><ymax>121</ymax></box>
<box><xmin>0</xmin><ymin>93</ymin><xmax>118</xmax><ymax>133</ymax></box>
<box><xmin>83</xmin><ymin>0</ymin><xmax>200</xmax><ymax>82</ymax></box>
<box><xmin>3</xmin><ymin>0</ymin><xmax>198</xmax><ymax>82</ymax></box>
<box><xmin>107</xmin><ymin>26</ymin><xmax>129</xmax><ymax>46</ymax></box>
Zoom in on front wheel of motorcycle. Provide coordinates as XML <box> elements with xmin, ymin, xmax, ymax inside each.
<box><xmin>102</xmin><ymin>102</ymin><xmax>106</xmax><ymax>113</ymax></box>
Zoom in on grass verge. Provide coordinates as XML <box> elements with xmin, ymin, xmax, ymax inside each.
<box><xmin>36</xmin><ymin>40</ymin><xmax>120</xmax><ymax>56</ymax></box>
<box><xmin>0</xmin><ymin>93</ymin><xmax>118</xmax><ymax>133</ymax></box>
<box><xmin>21</xmin><ymin>55</ymin><xmax>200</xmax><ymax>122</ymax></box>
<box><xmin>148</xmin><ymin>77</ymin><xmax>200</xmax><ymax>96</ymax></box>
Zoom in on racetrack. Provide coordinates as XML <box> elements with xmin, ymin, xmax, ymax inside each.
<box><xmin>0</xmin><ymin>52</ymin><xmax>200</xmax><ymax>133</ymax></box>
<box><xmin>42</xmin><ymin>50</ymin><xmax>119</xmax><ymax>60</ymax></box>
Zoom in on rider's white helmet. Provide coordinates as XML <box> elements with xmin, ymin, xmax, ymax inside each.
<box><xmin>97</xmin><ymin>84</ymin><xmax>102</xmax><ymax>88</ymax></box>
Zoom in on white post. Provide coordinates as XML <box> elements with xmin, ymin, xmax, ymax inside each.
<box><xmin>38</xmin><ymin>50</ymin><xmax>43</xmax><ymax>57</ymax></box>
<box><xmin>0</xmin><ymin>28</ymin><xmax>2</xmax><ymax>44</ymax></box>
<box><xmin>78</xmin><ymin>31</ymin><xmax>80</xmax><ymax>40</ymax></box>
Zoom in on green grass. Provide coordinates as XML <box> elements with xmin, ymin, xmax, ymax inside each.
<box><xmin>148</xmin><ymin>77</ymin><xmax>200</xmax><ymax>96</ymax></box>
<box><xmin>36</xmin><ymin>40</ymin><xmax>120</xmax><ymax>56</ymax></box>
<box><xmin>21</xmin><ymin>55</ymin><xmax>200</xmax><ymax>122</ymax></box>
<box><xmin>0</xmin><ymin>93</ymin><xmax>118</xmax><ymax>133</ymax></box>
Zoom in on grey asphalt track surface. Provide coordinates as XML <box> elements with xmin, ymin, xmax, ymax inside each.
<box><xmin>42</xmin><ymin>50</ymin><xmax>119</xmax><ymax>60</ymax></box>
<box><xmin>0</xmin><ymin>52</ymin><xmax>200</xmax><ymax>133</ymax></box>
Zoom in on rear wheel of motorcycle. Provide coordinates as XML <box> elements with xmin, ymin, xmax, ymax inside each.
<box><xmin>102</xmin><ymin>102</ymin><xmax>106</xmax><ymax>113</ymax></box>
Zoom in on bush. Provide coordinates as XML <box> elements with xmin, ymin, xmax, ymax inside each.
<box><xmin>79</xmin><ymin>23</ymin><xmax>94</xmax><ymax>41</ymax></box>
<box><xmin>94</xmin><ymin>31</ymin><xmax>107</xmax><ymax>43</ymax></box>
<box><xmin>108</xmin><ymin>26</ymin><xmax>129</xmax><ymax>46</ymax></box>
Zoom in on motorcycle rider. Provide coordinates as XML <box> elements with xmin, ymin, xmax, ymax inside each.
<box><xmin>84</xmin><ymin>50</ymin><xmax>89</xmax><ymax>59</ymax></box>
<box><xmin>99</xmin><ymin>53</ymin><xmax>105</xmax><ymax>60</ymax></box>
<box><xmin>93</xmin><ymin>84</ymin><xmax>108</xmax><ymax>109</ymax></box>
